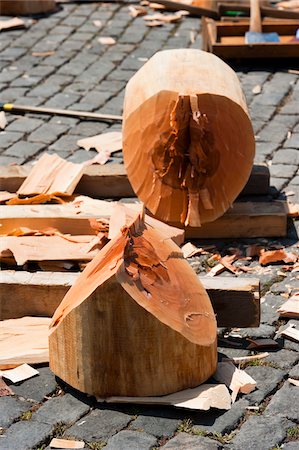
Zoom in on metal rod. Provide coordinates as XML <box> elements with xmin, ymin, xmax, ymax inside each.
<box><xmin>0</xmin><ymin>102</ymin><xmax>122</xmax><ymax>122</ymax></box>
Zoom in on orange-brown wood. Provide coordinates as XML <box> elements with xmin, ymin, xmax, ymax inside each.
<box><xmin>123</xmin><ymin>49</ymin><xmax>255</xmax><ymax>227</ymax></box>
<box><xmin>49</xmin><ymin>210</ymin><xmax>217</xmax><ymax>397</ymax></box>
<box><xmin>0</xmin><ymin>0</ymin><xmax>56</xmax><ymax>15</ymax></box>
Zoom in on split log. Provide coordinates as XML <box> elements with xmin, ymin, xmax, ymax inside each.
<box><xmin>0</xmin><ymin>0</ymin><xmax>56</xmax><ymax>15</ymax></box>
<box><xmin>49</xmin><ymin>209</ymin><xmax>217</xmax><ymax>397</ymax></box>
<box><xmin>123</xmin><ymin>49</ymin><xmax>255</xmax><ymax>227</ymax></box>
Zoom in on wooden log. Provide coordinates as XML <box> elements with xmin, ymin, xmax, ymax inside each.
<box><xmin>0</xmin><ymin>0</ymin><xmax>56</xmax><ymax>15</ymax></box>
<box><xmin>123</xmin><ymin>49</ymin><xmax>255</xmax><ymax>227</ymax></box>
<box><xmin>0</xmin><ymin>200</ymin><xmax>287</xmax><ymax>239</ymax></box>
<box><xmin>49</xmin><ymin>211</ymin><xmax>217</xmax><ymax>397</ymax></box>
<box><xmin>0</xmin><ymin>271</ymin><xmax>260</xmax><ymax>327</ymax></box>
<box><xmin>0</xmin><ymin>163</ymin><xmax>269</xmax><ymax>198</ymax></box>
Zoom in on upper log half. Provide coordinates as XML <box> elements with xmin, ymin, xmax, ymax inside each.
<box><xmin>49</xmin><ymin>209</ymin><xmax>217</xmax><ymax>397</ymax></box>
<box><xmin>123</xmin><ymin>49</ymin><xmax>255</xmax><ymax>227</ymax></box>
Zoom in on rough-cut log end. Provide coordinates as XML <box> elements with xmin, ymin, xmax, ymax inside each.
<box><xmin>123</xmin><ymin>49</ymin><xmax>255</xmax><ymax>226</ymax></box>
<box><xmin>49</xmin><ymin>209</ymin><xmax>217</xmax><ymax>397</ymax></box>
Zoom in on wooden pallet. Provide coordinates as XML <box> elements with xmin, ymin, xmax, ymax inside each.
<box><xmin>0</xmin><ymin>271</ymin><xmax>260</xmax><ymax>328</ymax></box>
<box><xmin>202</xmin><ymin>17</ymin><xmax>299</xmax><ymax>59</ymax></box>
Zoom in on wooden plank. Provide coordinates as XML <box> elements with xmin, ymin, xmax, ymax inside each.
<box><xmin>182</xmin><ymin>201</ymin><xmax>287</xmax><ymax>238</ymax></box>
<box><xmin>0</xmin><ymin>271</ymin><xmax>260</xmax><ymax>327</ymax></box>
<box><xmin>0</xmin><ymin>200</ymin><xmax>287</xmax><ymax>239</ymax></box>
<box><xmin>0</xmin><ymin>163</ymin><xmax>269</xmax><ymax>198</ymax></box>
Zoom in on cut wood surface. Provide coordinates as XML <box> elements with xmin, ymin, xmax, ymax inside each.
<box><xmin>49</xmin><ymin>209</ymin><xmax>217</xmax><ymax>397</ymax></box>
<box><xmin>214</xmin><ymin>360</ymin><xmax>256</xmax><ymax>402</ymax></box>
<box><xmin>0</xmin><ymin>317</ymin><xmax>50</xmax><ymax>370</ymax></box>
<box><xmin>0</xmin><ymin>163</ymin><xmax>269</xmax><ymax>198</ymax></box>
<box><xmin>0</xmin><ymin>271</ymin><xmax>260</xmax><ymax>327</ymax></box>
<box><xmin>123</xmin><ymin>49</ymin><xmax>255</xmax><ymax>226</ymax></box>
<box><xmin>99</xmin><ymin>383</ymin><xmax>231</xmax><ymax>410</ymax></box>
<box><xmin>0</xmin><ymin>235</ymin><xmax>101</xmax><ymax>265</ymax></box>
<box><xmin>277</xmin><ymin>294</ymin><xmax>299</xmax><ymax>318</ymax></box>
<box><xmin>1</xmin><ymin>364</ymin><xmax>39</xmax><ymax>383</ymax></box>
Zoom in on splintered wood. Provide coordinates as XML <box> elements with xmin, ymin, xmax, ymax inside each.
<box><xmin>1</xmin><ymin>364</ymin><xmax>39</xmax><ymax>383</ymax></box>
<box><xmin>277</xmin><ymin>294</ymin><xmax>299</xmax><ymax>318</ymax></box>
<box><xmin>49</xmin><ymin>207</ymin><xmax>217</xmax><ymax>397</ymax></box>
<box><xmin>0</xmin><ymin>317</ymin><xmax>50</xmax><ymax>369</ymax></box>
<box><xmin>14</xmin><ymin>153</ymin><xmax>84</xmax><ymax>200</ymax></box>
<box><xmin>214</xmin><ymin>361</ymin><xmax>256</xmax><ymax>403</ymax></box>
<box><xmin>123</xmin><ymin>49</ymin><xmax>254</xmax><ymax>227</ymax></box>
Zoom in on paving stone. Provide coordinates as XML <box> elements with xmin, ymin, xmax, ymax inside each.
<box><xmin>27</xmin><ymin>83</ymin><xmax>62</xmax><ymax>99</ymax></box>
<box><xmin>163</xmin><ymin>432</ymin><xmax>221</xmax><ymax>449</ymax></box>
<box><xmin>270</xmin><ymin>164</ymin><xmax>298</xmax><ymax>179</ymax></box>
<box><xmin>130</xmin><ymin>413</ymin><xmax>180</xmax><ymax>438</ymax></box>
<box><xmin>28</xmin><ymin>123</ymin><xmax>70</xmax><ymax>144</ymax></box>
<box><xmin>0</xmin><ymin>131</ymin><xmax>24</xmax><ymax>149</ymax></box>
<box><xmin>4</xmin><ymin>141</ymin><xmax>45</xmax><ymax>160</ymax></box>
<box><xmin>244</xmin><ymin>365</ymin><xmax>286</xmax><ymax>405</ymax></box>
<box><xmin>289</xmin><ymin>362</ymin><xmax>299</xmax><ymax>379</ymax></box>
<box><xmin>285</xmin><ymin>133</ymin><xmax>299</xmax><ymax>149</ymax></box>
<box><xmin>49</xmin><ymin>135</ymin><xmax>81</xmax><ymax>152</ymax></box>
<box><xmin>44</xmin><ymin>92</ymin><xmax>81</xmax><ymax>109</ymax></box>
<box><xmin>193</xmin><ymin>399</ymin><xmax>249</xmax><ymax>435</ymax></box>
<box><xmin>11</xmin><ymin>367</ymin><xmax>57</xmax><ymax>403</ymax></box>
<box><xmin>67</xmin><ymin>149</ymin><xmax>97</xmax><ymax>163</ymax></box>
<box><xmin>105</xmin><ymin>430</ymin><xmax>157</xmax><ymax>450</ymax></box>
<box><xmin>0</xmin><ymin>396</ymin><xmax>32</xmax><ymax>428</ymax></box>
<box><xmin>65</xmin><ymin>408</ymin><xmax>131</xmax><ymax>441</ymax></box>
<box><xmin>282</xmin><ymin>442</ymin><xmax>299</xmax><ymax>449</ymax></box>
<box><xmin>232</xmin><ymin>324</ymin><xmax>275</xmax><ymax>339</ymax></box>
<box><xmin>5</xmin><ymin>117</ymin><xmax>43</xmax><ymax>133</ymax></box>
<box><xmin>270</xmin><ymin>177</ymin><xmax>287</xmax><ymax>191</ymax></box>
<box><xmin>0</xmin><ymin>420</ymin><xmax>53</xmax><ymax>450</ymax></box>
<box><xmin>32</xmin><ymin>393</ymin><xmax>90</xmax><ymax>426</ymax></box>
<box><xmin>68</xmin><ymin>121</ymin><xmax>108</xmax><ymax>136</ymax></box>
<box><xmin>264</xmin><ymin>349</ymin><xmax>299</xmax><ymax>370</ymax></box>
<box><xmin>265</xmin><ymin>381</ymin><xmax>299</xmax><ymax>421</ymax></box>
<box><xmin>272</xmin><ymin>149</ymin><xmax>299</xmax><ymax>166</ymax></box>
<box><xmin>255</xmin><ymin>142</ymin><xmax>279</xmax><ymax>158</ymax></box>
<box><xmin>0</xmin><ymin>155</ymin><xmax>25</xmax><ymax>164</ymax></box>
<box><xmin>230</xmin><ymin>415</ymin><xmax>292</xmax><ymax>450</ymax></box>
<box><xmin>258</xmin><ymin>121</ymin><xmax>288</xmax><ymax>144</ymax></box>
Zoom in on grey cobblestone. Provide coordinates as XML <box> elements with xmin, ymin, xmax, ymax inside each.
<box><xmin>244</xmin><ymin>366</ymin><xmax>286</xmax><ymax>405</ymax></box>
<box><xmin>0</xmin><ymin>420</ymin><xmax>53</xmax><ymax>450</ymax></box>
<box><xmin>264</xmin><ymin>381</ymin><xmax>299</xmax><ymax>421</ymax></box>
<box><xmin>105</xmin><ymin>430</ymin><xmax>157</xmax><ymax>450</ymax></box>
<box><xmin>0</xmin><ymin>397</ymin><xmax>31</xmax><ymax>428</ymax></box>
<box><xmin>11</xmin><ymin>367</ymin><xmax>57</xmax><ymax>403</ymax></box>
<box><xmin>130</xmin><ymin>413</ymin><xmax>180</xmax><ymax>438</ymax></box>
<box><xmin>3</xmin><ymin>141</ymin><xmax>45</xmax><ymax>160</ymax></box>
<box><xmin>164</xmin><ymin>432</ymin><xmax>221</xmax><ymax>449</ymax></box>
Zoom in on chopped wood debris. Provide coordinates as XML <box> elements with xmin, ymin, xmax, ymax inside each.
<box><xmin>287</xmin><ymin>201</ymin><xmax>299</xmax><ymax>218</ymax></box>
<box><xmin>98</xmin><ymin>36</ymin><xmax>116</xmax><ymax>45</ymax></box>
<box><xmin>281</xmin><ymin>324</ymin><xmax>299</xmax><ymax>342</ymax></box>
<box><xmin>98</xmin><ymin>384</ymin><xmax>231</xmax><ymax>410</ymax></box>
<box><xmin>15</xmin><ymin>153</ymin><xmax>84</xmax><ymax>199</ymax></box>
<box><xmin>129</xmin><ymin>5</ymin><xmax>148</xmax><ymax>17</ymax></box>
<box><xmin>108</xmin><ymin>203</ymin><xmax>128</xmax><ymax>240</ymax></box>
<box><xmin>223</xmin><ymin>353</ymin><xmax>269</xmax><ymax>365</ymax></box>
<box><xmin>259</xmin><ymin>249</ymin><xmax>298</xmax><ymax>265</ymax></box>
<box><xmin>288</xmin><ymin>378</ymin><xmax>299</xmax><ymax>387</ymax></box>
<box><xmin>0</xmin><ymin>317</ymin><xmax>50</xmax><ymax>369</ymax></box>
<box><xmin>93</xmin><ymin>20</ymin><xmax>102</xmax><ymax>27</ymax></box>
<box><xmin>0</xmin><ymin>191</ymin><xmax>16</xmax><ymax>203</ymax></box>
<box><xmin>277</xmin><ymin>293</ymin><xmax>299</xmax><ymax>318</ymax></box>
<box><xmin>252</xmin><ymin>84</ymin><xmax>262</xmax><ymax>95</ymax></box>
<box><xmin>77</xmin><ymin>131</ymin><xmax>122</xmax><ymax>166</ymax></box>
<box><xmin>0</xmin><ymin>235</ymin><xmax>102</xmax><ymax>266</ymax></box>
<box><xmin>207</xmin><ymin>254</ymin><xmax>238</xmax><ymax>277</ymax></box>
<box><xmin>181</xmin><ymin>242</ymin><xmax>209</xmax><ymax>258</ymax></box>
<box><xmin>214</xmin><ymin>361</ymin><xmax>256</xmax><ymax>403</ymax></box>
<box><xmin>50</xmin><ymin>438</ymin><xmax>85</xmax><ymax>449</ymax></box>
<box><xmin>0</xmin><ymin>377</ymin><xmax>13</xmax><ymax>397</ymax></box>
<box><xmin>0</xmin><ymin>111</ymin><xmax>7</xmax><ymax>130</ymax></box>
<box><xmin>0</xmin><ymin>364</ymin><xmax>39</xmax><ymax>383</ymax></box>
<box><xmin>144</xmin><ymin>10</ymin><xmax>187</xmax><ymax>26</ymax></box>
<box><xmin>0</xmin><ymin>17</ymin><xmax>25</xmax><ymax>31</ymax></box>
<box><xmin>32</xmin><ymin>51</ymin><xmax>55</xmax><ymax>57</ymax></box>
<box><xmin>246</xmin><ymin>338</ymin><xmax>279</xmax><ymax>350</ymax></box>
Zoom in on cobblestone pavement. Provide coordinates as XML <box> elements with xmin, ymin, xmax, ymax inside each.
<box><xmin>0</xmin><ymin>2</ymin><xmax>299</xmax><ymax>449</ymax></box>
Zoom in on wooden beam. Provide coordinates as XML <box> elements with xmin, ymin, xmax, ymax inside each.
<box><xmin>0</xmin><ymin>163</ymin><xmax>269</xmax><ymax>198</ymax></box>
<box><xmin>182</xmin><ymin>201</ymin><xmax>287</xmax><ymax>238</ymax></box>
<box><xmin>0</xmin><ymin>271</ymin><xmax>260</xmax><ymax>327</ymax></box>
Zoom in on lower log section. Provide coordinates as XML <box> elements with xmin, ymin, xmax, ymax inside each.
<box><xmin>0</xmin><ymin>163</ymin><xmax>269</xmax><ymax>198</ymax></box>
<box><xmin>0</xmin><ymin>271</ymin><xmax>260</xmax><ymax>327</ymax></box>
<box><xmin>49</xmin><ymin>276</ymin><xmax>217</xmax><ymax>397</ymax></box>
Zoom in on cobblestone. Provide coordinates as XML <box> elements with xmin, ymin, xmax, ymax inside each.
<box><xmin>0</xmin><ymin>397</ymin><xmax>31</xmax><ymax>428</ymax></box>
<box><xmin>105</xmin><ymin>430</ymin><xmax>157</xmax><ymax>450</ymax></box>
<box><xmin>265</xmin><ymin>381</ymin><xmax>299</xmax><ymax>421</ymax></box>
<box><xmin>163</xmin><ymin>432</ymin><xmax>221</xmax><ymax>449</ymax></box>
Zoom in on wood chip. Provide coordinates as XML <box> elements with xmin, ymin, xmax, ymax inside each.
<box><xmin>1</xmin><ymin>364</ymin><xmax>39</xmax><ymax>383</ymax></box>
<box><xmin>0</xmin><ymin>17</ymin><xmax>25</xmax><ymax>31</ymax></box>
<box><xmin>98</xmin><ymin>384</ymin><xmax>231</xmax><ymax>410</ymax></box>
<box><xmin>0</xmin><ymin>377</ymin><xmax>13</xmax><ymax>396</ymax></box>
<box><xmin>181</xmin><ymin>242</ymin><xmax>206</xmax><ymax>258</ymax></box>
<box><xmin>288</xmin><ymin>378</ymin><xmax>299</xmax><ymax>387</ymax></box>
<box><xmin>281</xmin><ymin>324</ymin><xmax>299</xmax><ymax>342</ymax></box>
<box><xmin>0</xmin><ymin>111</ymin><xmax>7</xmax><ymax>130</ymax></box>
<box><xmin>17</xmin><ymin>153</ymin><xmax>84</xmax><ymax>197</ymax></box>
<box><xmin>287</xmin><ymin>202</ymin><xmax>299</xmax><ymax>218</ymax></box>
<box><xmin>50</xmin><ymin>438</ymin><xmax>85</xmax><ymax>449</ymax></box>
<box><xmin>214</xmin><ymin>361</ymin><xmax>256</xmax><ymax>403</ymax></box>
<box><xmin>277</xmin><ymin>294</ymin><xmax>299</xmax><ymax>318</ymax></box>
<box><xmin>129</xmin><ymin>5</ymin><xmax>147</xmax><ymax>17</ymax></box>
<box><xmin>32</xmin><ymin>51</ymin><xmax>55</xmax><ymax>57</ymax></box>
<box><xmin>98</xmin><ymin>36</ymin><xmax>116</xmax><ymax>45</ymax></box>
<box><xmin>77</xmin><ymin>131</ymin><xmax>122</xmax><ymax>153</ymax></box>
<box><xmin>252</xmin><ymin>84</ymin><xmax>262</xmax><ymax>95</ymax></box>
<box><xmin>93</xmin><ymin>20</ymin><xmax>102</xmax><ymax>27</ymax></box>
<box><xmin>223</xmin><ymin>353</ymin><xmax>269</xmax><ymax>364</ymax></box>
<box><xmin>0</xmin><ymin>317</ymin><xmax>50</xmax><ymax>369</ymax></box>
<box><xmin>259</xmin><ymin>249</ymin><xmax>298</xmax><ymax>266</ymax></box>
<box><xmin>144</xmin><ymin>12</ymin><xmax>183</xmax><ymax>23</ymax></box>
<box><xmin>149</xmin><ymin>2</ymin><xmax>166</xmax><ymax>9</ymax></box>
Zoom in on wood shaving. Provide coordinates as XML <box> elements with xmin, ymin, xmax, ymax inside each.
<box><xmin>259</xmin><ymin>249</ymin><xmax>297</xmax><ymax>265</ymax></box>
<box><xmin>252</xmin><ymin>84</ymin><xmax>262</xmax><ymax>95</ymax></box>
<box><xmin>0</xmin><ymin>111</ymin><xmax>7</xmax><ymax>130</ymax></box>
<box><xmin>129</xmin><ymin>5</ymin><xmax>147</xmax><ymax>17</ymax></box>
<box><xmin>98</xmin><ymin>36</ymin><xmax>116</xmax><ymax>45</ymax></box>
<box><xmin>0</xmin><ymin>17</ymin><xmax>25</xmax><ymax>31</ymax></box>
<box><xmin>0</xmin><ymin>364</ymin><xmax>38</xmax><ymax>383</ymax></box>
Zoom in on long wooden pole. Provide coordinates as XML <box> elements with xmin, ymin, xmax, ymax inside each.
<box><xmin>0</xmin><ymin>102</ymin><xmax>122</xmax><ymax>122</ymax></box>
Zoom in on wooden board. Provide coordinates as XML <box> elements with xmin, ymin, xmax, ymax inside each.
<box><xmin>202</xmin><ymin>17</ymin><xmax>299</xmax><ymax>59</ymax></box>
<box><xmin>182</xmin><ymin>201</ymin><xmax>287</xmax><ymax>238</ymax></box>
<box><xmin>0</xmin><ymin>199</ymin><xmax>287</xmax><ymax>239</ymax></box>
<box><xmin>0</xmin><ymin>163</ymin><xmax>269</xmax><ymax>198</ymax></box>
<box><xmin>0</xmin><ymin>271</ymin><xmax>260</xmax><ymax>327</ymax></box>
